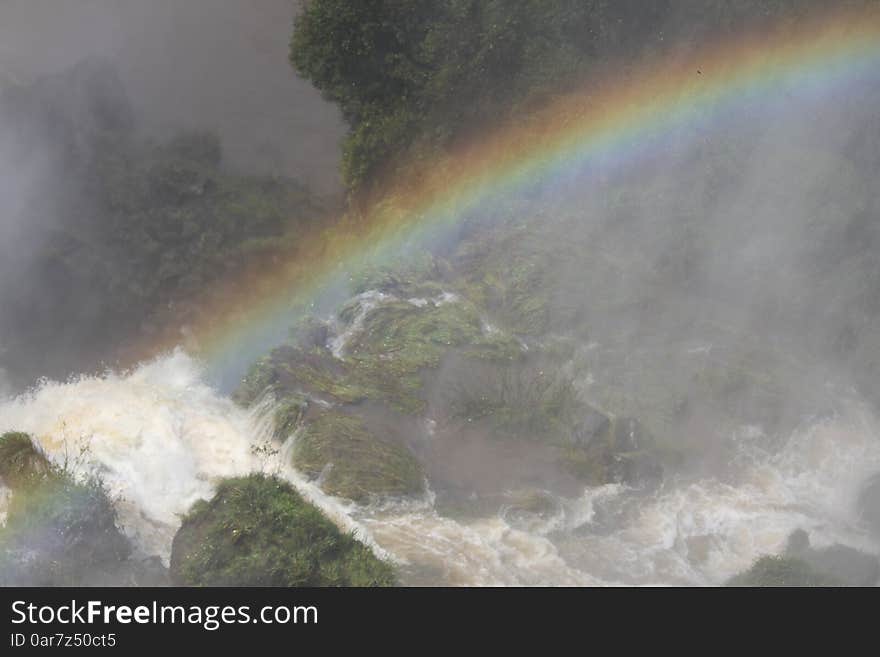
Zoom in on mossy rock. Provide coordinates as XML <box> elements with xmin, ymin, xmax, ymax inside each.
<box><xmin>292</xmin><ymin>412</ymin><xmax>424</xmax><ymax>502</ymax></box>
<box><xmin>726</xmin><ymin>555</ymin><xmax>841</xmax><ymax>587</ymax></box>
<box><xmin>238</xmin><ymin>293</ymin><xmax>522</xmax><ymax>415</ymax></box>
<box><xmin>0</xmin><ymin>432</ymin><xmax>53</xmax><ymax>489</ymax></box>
<box><xmin>784</xmin><ymin>528</ymin><xmax>879</xmax><ymax>586</ymax></box>
<box><xmin>290</xmin><ymin>315</ymin><xmax>332</xmax><ymax>350</ymax></box>
<box><xmin>452</xmin><ymin>223</ymin><xmax>556</xmax><ymax>336</ymax></box>
<box><xmin>233</xmin><ymin>356</ymin><xmax>278</xmax><ymax>406</ymax></box>
<box><xmin>272</xmin><ymin>396</ymin><xmax>308</xmax><ymax>440</ymax></box>
<box><xmin>0</xmin><ymin>470</ymin><xmax>131</xmax><ymax>586</ymax></box>
<box><xmin>442</xmin><ymin>359</ymin><xmax>578</xmax><ymax>440</ymax></box>
<box><xmin>169</xmin><ymin>474</ymin><xmax>395</xmax><ymax>586</ymax></box>
<box><xmin>350</xmin><ymin>252</ymin><xmax>447</xmax><ymax>298</ymax></box>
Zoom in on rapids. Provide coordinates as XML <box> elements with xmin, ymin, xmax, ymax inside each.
<box><xmin>1</xmin><ymin>350</ymin><xmax>879</xmax><ymax>585</ymax></box>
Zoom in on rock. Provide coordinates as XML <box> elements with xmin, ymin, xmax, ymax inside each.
<box><xmin>0</xmin><ymin>432</ymin><xmax>53</xmax><ymax>489</ymax></box>
<box><xmin>726</xmin><ymin>555</ymin><xmax>840</xmax><ymax>587</ymax></box>
<box><xmin>728</xmin><ymin>529</ymin><xmax>879</xmax><ymax>587</ymax></box>
<box><xmin>612</xmin><ymin>417</ymin><xmax>652</xmax><ymax>452</ymax></box>
<box><xmin>784</xmin><ymin>529</ymin><xmax>879</xmax><ymax>587</ymax></box>
<box><xmin>170</xmin><ymin>474</ymin><xmax>395</xmax><ymax>586</ymax></box>
<box><xmin>570</xmin><ymin>407</ymin><xmax>611</xmax><ymax>448</ymax></box>
<box><xmin>563</xmin><ymin>415</ymin><xmax>663</xmax><ymax>487</ymax></box>
<box><xmin>272</xmin><ymin>396</ymin><xmax>307</xmax><ymax>440</ymax></box>
<box><xmin>294</xmin><ymin>316</ymin><xmax>332</xmax><ymax>350</ymax></box>
<box><xmin>611</xmin><ymin>418</ymin><xmax>664</xmax><ymax>485</ymax></box>
<box><xmin>292</xmin><ymin>412</ymin><xmax>424</xmax><ymax>502</ymax></box>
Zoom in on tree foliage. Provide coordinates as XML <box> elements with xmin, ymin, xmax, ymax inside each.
<box><xmin>290</xmin><ymin>0</ymin><xmax>828</xmax><ymax>193</ymax></box>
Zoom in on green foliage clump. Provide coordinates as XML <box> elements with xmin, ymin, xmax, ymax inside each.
<box><xmin>293</xmin><ymin>413</ymin><xmax>424</xmax><ymax>502</ymax></box>
<box><xmin>291</xmin><ymin>0</ymin><xmax>822</xmax><ymax>193</ymax></box>
<box><xmin>0</xmin><ymin>434</ymin><xmax>131</xmax><ymax>586</ymax></box>
<box><xmin>290</xmin><ymin>1</ymin><xmax>628</xmax><ymax>191</ymax></box>
<box><xmin>726</xmin><ymin>555</ymin><xmax>841</xmax><ymax>587</ymax></box>
<box><xmin>170</xmin><ymin>474</ymin><xmax>395</xmax><ymax>586</ymax></box>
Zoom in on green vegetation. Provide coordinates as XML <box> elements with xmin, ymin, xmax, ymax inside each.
<box><xmin>291</xmin><ymin>0</ymin><xmax>827</xmax><ymax>193</ymax></box>
<box><xmin>239</xmin><ymin>290</ymin><xmax>522</xmax><ymax>415</ymax></box>
<box><xmin>0</xmin><ymin>433</ymin><xmax>132</xmax><ymax>586</ymax></box>
<box><xmin>170</xmin><ymin>474</ymin><xmax>395</xmax><ymax>586</ymax></box>
<box><xmin>271</xmin><ymin>396</ymin><xmax>308</xmax><ymax>441</ymax></box>
<box><xmin>290</xmin><ymin>0</ymin><xmax>601</xmax><ymax>191</ymax></box>
<box><xmin>442</xmin><ymin>360</ymin><xmax>578</xmax><ymax>440</ymax></box>
<box><xmin>0</xmin><ymin>59</ymin><xmax>326</xmax><ymax>383</ymax></box>
<box><xmin>293</xmin><ymin>412</ymin><xmax>424</xmax><ymax>502</ymax></box>
<box><xmin>726</xmin><ymin>555</ymin><xmax>840</xmax><ymax>587</ymax></box>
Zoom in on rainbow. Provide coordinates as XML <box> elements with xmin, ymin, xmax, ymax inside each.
<box><xmin>138</xmin><ymin>5</ymin><xmax>880</xmax><ymax>388</ymax></box>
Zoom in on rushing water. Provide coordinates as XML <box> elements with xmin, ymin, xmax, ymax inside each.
<box><xmin>1</xmin><ymin>349</ymin><xmax>878</xmax><ymax>585</ymax></box>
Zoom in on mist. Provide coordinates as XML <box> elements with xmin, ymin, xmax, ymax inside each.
<box><xmin>1</xmin><ymin>2</ymin><xmax>879</xmax><ymax>587</ymax></box>
<box><xmin>0</xmin><ymin>0</ymin><xmax>346</xmax><ymax>386</ymax></box>
<box><xmin>0</xmin><ymin>0</ymin><xmax>344</xmax><ymax>193</ymax></box>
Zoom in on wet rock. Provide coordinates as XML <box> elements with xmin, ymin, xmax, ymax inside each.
<box><xmin>570</xmin><ymin>408</ymin><xmax>611</xmax><ymax>448</ymax></box>
<box><xmin>563</xmin><ymin>415</ymin><xmax>663</xmax><ymax>487</ymax></box>
<box><xmin>784</xmin><ymin>529</ymin><xmax>879</xmax><ymax>587</ymax></box>
<box><xmin>612</xmin><ymin>417</ymin><xmax>651</xmax><ymax>452</ymax></box>
<box><xmin>294</xmin><ymin>316</ymin><xmax>332</xmax><ymax>350</ymax></box>
<box><xmin>0</xmin><ymin>432</ymin><xmax>52</xmax><ymax>489</ymax></box>
<box><xmin>292</xmin><ymin>411</ymin><xmax>424</xmax><ymax>502</ymax></box>
<box><xmin>726</xmin><ymin>555</ymin><xmax>839</xmax><ymax>587</ymax></box>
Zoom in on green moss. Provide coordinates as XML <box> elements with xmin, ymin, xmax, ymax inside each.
<box><xmin>286</xmin><ymin>352</ymin><xmax>373</xmax><ymax>405</ymax></box>
<box><xmin>444</xmin><ymin>361</ymin><xmax>578</xmax><ymax>441</ymax></box>
<box><xmin>351</xmin><ymin>251</ymin><xmax>446</xmax><ymax>297</ymax></box>
<box><xmin>170</xmin><ymin>474</ymin><xmax>395</xmax><ymax>586</ymax></box>
<box><xmin>341</xmin><ymin>297</ymin><xmax>521</xmax><ymax>413</ymax></box>
<box><xmin>272</xmin><ymin>397</ymin><xmax>308</xmax><ymax>440</ymax></box>
<box><xmin>233</xmin><ymin>357</ymin><xmax>279</xmax><ymax>406</ymax></box>
<box><xmin>0</xmin><ymin>432</ymin><xmax>53</xmax><ymax>490</ymax></box>
<box><xmin>240</xmin><ymin>294</ymin><xmax>523</xmax><ymax>416</ymax></box>
<box><xmin>293</xmin><ymin>412</ymin><xmax>424</xmax><ymax>502</ymax></box>
<box><xmin>453</xmin><ymin>224</ymin><xmax>556</xmax><ymax>336</ymax></box>
<box><xmin>727</xmin><ymin>555</ymin><xmax>841</xmax><ymax>587</ymax></box>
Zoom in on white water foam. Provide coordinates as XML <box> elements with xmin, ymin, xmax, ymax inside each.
<box><xmin>2</xmin><ymin>351</ymin><xmax>878</xmax><ymax>584</ymax></box>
